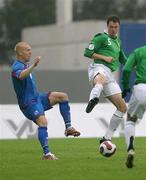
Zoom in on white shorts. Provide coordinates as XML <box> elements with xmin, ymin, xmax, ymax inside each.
<box><xmin>88</xmin><ymin>63</ymin><xmax>121</xmax><ymax>97</ymax></box>
<box><xmin>128</xmin><ymin>83</ymin><xmax>146</xmax><ymax>119</ymax></box>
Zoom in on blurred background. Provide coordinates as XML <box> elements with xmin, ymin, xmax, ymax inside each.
<box><xmin>0</xmin><ymin>0</ymin><xmax>146</xmax><ymax>139</ymax></box>
<box><xmin>0</xmin><ymin>0</ymin><xmax>146</xmax><ymax>104</ymax></box>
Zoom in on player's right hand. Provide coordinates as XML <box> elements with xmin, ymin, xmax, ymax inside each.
<box><xmin>104</xmin><ymin>56</ymin><xmax>114</xmax><ymax>63</ymax></box>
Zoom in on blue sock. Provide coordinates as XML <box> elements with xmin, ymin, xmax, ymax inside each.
<box><xmin>59</xmin><ymin>101</ymin><xmax>71</xmax><ymax>129</ymax></box>
<box><xmin>38</xmin><ymin>127</ymin><xmax>50</xmax><ymax>155</ymax></box>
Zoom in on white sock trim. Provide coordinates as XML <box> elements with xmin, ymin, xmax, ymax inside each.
<box><xmin>125</xmin><ymin>121</ymin><xmax>136</xmax><ymax>126</ymax></box>
<box><xmin>114</xmin><ymin>110</ymin><xmax>125</xmax><ymax>118</ymax></box>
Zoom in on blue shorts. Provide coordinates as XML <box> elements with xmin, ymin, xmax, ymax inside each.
<box><xmin>20</xmin><ymin>92</ymin><xmax>53</xmax><ymax>122</ymax></box>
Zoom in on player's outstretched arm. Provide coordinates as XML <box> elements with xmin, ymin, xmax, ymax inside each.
<box><xmin>92</xmin><ymin>53</ymin><xmax>114</xmax><ymax>63</ymax></box>
<box><xmin>19</xmin><ymin>56</ymin><xmax>41</xmax><ymax>79</ymax></box>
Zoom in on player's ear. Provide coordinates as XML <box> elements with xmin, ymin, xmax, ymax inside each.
<box><xmin>14</xmin><ymin>46</ymin><xmax>23</xmax><ymax>56</ymax></box>
<box><xmin>17</xmin><ymin>51</ymin><xmax>22</xmax><ymax>55</ymax></box>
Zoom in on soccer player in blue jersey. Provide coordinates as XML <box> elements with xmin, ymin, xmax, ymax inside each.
<box><xmin>11</xmin><ymin>42</ymin><xmax>80</xmax><ymax>160</ymax></box>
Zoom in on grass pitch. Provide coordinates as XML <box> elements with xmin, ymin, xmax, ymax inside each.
<box><xmin>0</xmin><ymin>137</ymin><xmax>146</xmax><ymax>180</ymax></box>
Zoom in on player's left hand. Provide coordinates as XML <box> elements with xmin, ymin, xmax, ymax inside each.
<box><xmin>122</xmin><ymin>88</ymin><xmax>131</xmax><ymax>98</ymax></box>
<box><xmin>34</xmin><ymin>56</ymin><xmax>41</xmax><ymax>67</ymax></box>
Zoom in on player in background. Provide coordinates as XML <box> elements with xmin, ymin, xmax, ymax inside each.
<box><xmin>84</xmin><ymin>15</ymin><xmax>127</xmax><ymax>143</ymax></box>
<box><xmin>11</xmin><ymin>42</ymin><xmax>80</xmax><ymax>160</ymax></box>
<box><xmin>122</xmin><ymin>46</ymin><xmax>146</xmax><ymax>168</ymax></box>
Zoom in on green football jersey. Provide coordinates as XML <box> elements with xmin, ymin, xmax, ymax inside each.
<box><xmin>84</xmin><ymin>33</ymin><xmax>127</xmax><ymax>71</ymax></box>
<box><xmin>122</xmin><ymin>46</ymin><xmax>146</xmax><ymax>89</ymax></box>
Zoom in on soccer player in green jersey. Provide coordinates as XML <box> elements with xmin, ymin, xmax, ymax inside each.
<box><xmin>122</xmin><ymin>46</ymin><xmax>146</xmax><ymax>168</ymax></box>
<box><xmin>84</xmin><ymin>15</ymin><xmax>127</xmax><ymax>144</ymax></box>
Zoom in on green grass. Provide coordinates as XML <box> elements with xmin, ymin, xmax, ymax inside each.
<box><xmin>0</xmin><ymin>137</ymin><xmax>146</xmax><ymax>180</ymax></box>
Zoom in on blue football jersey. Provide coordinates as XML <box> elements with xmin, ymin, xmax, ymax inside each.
<box><xmin>11</xmin><ymin>60</ymin><xmax>39</xmax><ymax>108</ymax></box>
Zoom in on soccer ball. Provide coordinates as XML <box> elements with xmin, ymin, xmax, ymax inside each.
<box><xmin>99</xmin><ymin>140</ymin><xmax>116</xmax><ymax>157</ymax></box>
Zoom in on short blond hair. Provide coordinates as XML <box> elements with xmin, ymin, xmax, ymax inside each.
<box><xmin>14</xmin><ymin>42</ymin><xmax>30</xmax><ymax>55</ymax></box>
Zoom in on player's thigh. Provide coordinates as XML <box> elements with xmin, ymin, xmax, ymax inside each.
<box><xmin>107</xmin><ymin>93</ymin><xmax>127</xmax><ymax>113</ymax></box>
<box><xmin>21</xmin><ymin>103</ymin><xmax>45</xmax><ymax>122</ymax></box>
<box><xmin>103</xmin><ymin>81</ymin><xmax>121</xmax><ymax>97</ymax></box>
<box><xmin>93</xmin><ymin>74</ymin><xmax>106</xmax><ymax>85</ymax></box>
<box><xmin>133</xmin><ymin>84</ymin><xmax>146</xmax><ymax>104</ymax></box>
<box><xmin>128</xmin><ymin>93</ymin><xmax>146</xmax><ymax>119</ymax></box>
<box><xmin>49</xmin><ymin>91</ymin><xmax>68</xmax><ymax>105</ymax></box>
<box><xmin>40</xmin><ymin>92</ymin><xmax>53</xmax><ymax>111</ymax></box>
<box><xmin>88</xmin><ymin>64</ymin><xmax>107</xmax><ymax>86</ymax></box>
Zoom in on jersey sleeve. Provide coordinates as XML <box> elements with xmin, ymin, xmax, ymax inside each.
<box><xmin>84</xmin><ymin>34</ymin><xmax>103</xmax><ymax>58</ymax></box>
<box><xmin>121</xmin><ymin>52</ymin><xmax>136</xmax><ymax>89</ymax></box>
<box><xmin>119</xmin><ymin>48</ymin><xmax>127</xmax><ymax>65</ymax></box>
<box><xmin>118</xmin><ymin>40</ymin><xmax>127</xmax><ymax>64</ymax></box>
<box><xmin>12</xmin><ymin>63</ymin><xmax>24</xmax><ymax>79</ymax></box>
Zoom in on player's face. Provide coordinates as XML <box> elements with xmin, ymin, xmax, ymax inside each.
<box><xmin>107</xmin><ymin>21</ymin><xmax>119</xmax><ymax>37</ymax></box>
<box><xmin>20</xmin><ymin>44</ymin><xmax>32</xmax><ymax>62</ymax></box>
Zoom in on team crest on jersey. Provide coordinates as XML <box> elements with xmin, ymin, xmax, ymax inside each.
<box><xmin>88</xmin><ymin>43</ymin><xmax>94</xmax><ymax>50</ymax></box>
<box><xmin>34</xmin><ymin>110</ymin><xmax>39</xmax><ymax>116</ymax></box>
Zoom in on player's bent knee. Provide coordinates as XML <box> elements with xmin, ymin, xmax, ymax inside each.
<box><xmin>122</xmin><ymin>106</ymin><xmax>127</xmax><ymax>113</ymax></box>
<box><xmin>61</xmin><ymin>92</ymin><xmax>69</xmax><ymax>101</ymax></box>
<box><xmin>94</xmin><ymin>74</ymin><xmax>106</xmax><ymax>85</ymax></box>
<box><xmin>35</xmin><ymin>116</ymin><xmax>48</xmax><ymax>127</ymax></box>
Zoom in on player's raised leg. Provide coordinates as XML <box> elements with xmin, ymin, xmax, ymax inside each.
<box><xmin>86</xmin><ymin>73</ymin><xmax>106</xmax><ymax>113</ymax></box>
<box><xmin>49</xmin><ymin>92</ymin><xmax>80</xmax><ymax>137</ymax></box>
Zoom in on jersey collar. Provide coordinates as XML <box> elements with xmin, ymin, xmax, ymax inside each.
<box><xmin>104</xmin><ymin>30</ymin><xmax>118</xmax><ymax>39</ymax></box>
